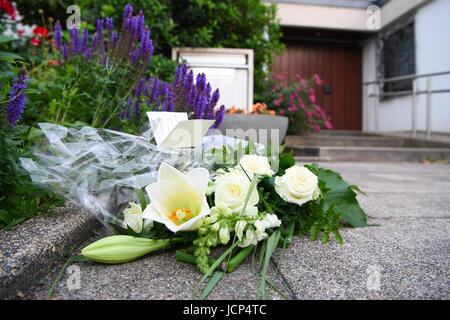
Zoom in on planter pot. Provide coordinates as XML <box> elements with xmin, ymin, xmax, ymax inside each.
<box><xmin>218</xmin><ymin>114</ymin><xmax>289</xmax><ymax>147</ymax></box>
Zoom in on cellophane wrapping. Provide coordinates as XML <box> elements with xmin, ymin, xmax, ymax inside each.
<box><xmin>20</xmin><ymin>123</ymin><xmax>264</xmax><ymax>229</ymax></box>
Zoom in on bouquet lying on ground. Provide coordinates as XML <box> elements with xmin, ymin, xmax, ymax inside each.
<box><xmin>23</xmin><ymin>121</ymin><xmax>368</xmax><ymax>299</ymax></box>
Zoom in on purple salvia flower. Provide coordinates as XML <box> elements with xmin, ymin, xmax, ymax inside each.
<box><xmin>163</xmin><ymin>85</ymin><xmax>174</xmax><ymax>111</ymax></box>
<box><xmin>6</xmin><ymin>68</ymin><xmax>28</xmax><ymax>129</ymax></box>
<box><xmin>106</xmin><ymin>17</ymin><xmax>114</xmax><ymax>36</ymax></box>
<box><xmin>130</xmin><ymin>49</ymin><xmax>139</xmax><ymax>65</ymax></box>
<box><xmin>147</xmin><ymin>77</ymin><xmax>160</xmax><ymax>105</ymax></box>
<box><xmin>134</xmin><ymin>78</ymin><xmax>146</xmax><ymax>98</ymax></box>
<box><xmin>123</xmin><ymin>3</ymin><xmax>133</xmax><ymax>22</ymax></box>
<box><xmin>54</xmin><ymin>20</ymin><xmax>62</xmax><ymax>50</ymax></box>
<box><xmin>174</xmin><ymin>64</ymin><xmax>182</xmax><ymax>87</ymax></box>
<box><xmin>184</xmin><ymin>70</ymin><xmax>194</xmax><ymax>95</ymax></box>
<box><xmin>194</xmin><ymin>93</ymin><xmax>207</xmax><ymax>119</ymax></box>
<box><xmin>62</xmin><ymin>43</ymin><xmax>69</xmax><ymax>61</ymax></box>
<box><xmin>134</xmin><ymin>79</ymin><xmax>145</xmax><ymax>120</ymax></box>
<box><xmin>213</xmin><ymin>105</ymin><xmax>225</xmax><ymax>128</ymax></box>
<box><xmin>69</xmin><ymin>28</ymin><xmax>80</xmax><ymax>54</ymax></box>
<box><xmin>139</xmin><ymin>26</ymin><xmax>150</xmax><ymax>57</ymax></box>
<box><xmin>130</xmin><ymin>16</ymin><xmax>138</xmax><ymax>41</ymax></box>
<box><xmin>196</xmin><ymin>73</ymin><xmax>206</xmax><ymax>93</ymax></box>
<box><xmin>205</xmin><ymin>88</ymin><xmax>220</xmax><ymax>119</ymax></box>
<box><xmin>136</xmin><ymin>11</ymin><xmax>144</xmax><ymax>39</ymax></box>
<box><xmin>120</xmin><ymin>97</ymin><xmax>133</xmax><ymax>120</ymax></box>
<box><xmin>80</xmin><ymin>27</ymin><xmax>89</xmax><ymax>55</ymax></box>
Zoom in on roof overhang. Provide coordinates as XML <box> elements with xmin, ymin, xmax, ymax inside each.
<box><xmin>265</xmin><ymin>0</ymin><xmax>431</xmax><ymax>32</ymax></box>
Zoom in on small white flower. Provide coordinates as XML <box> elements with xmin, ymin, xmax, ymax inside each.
<box><xmin>122</xmin><ymin>202</ymin><xmax>153</xmax><ymax>234</ymax></box>
<box><xmin>275</xmin><ymin>165</ymin><xmax>318</xmax><ymax>206</ymax></box>
<box><xmin>254</xmin><ymin>220</ymin><xmax>269</xmax><ymax>242</ymax></box>
<box><xmin>239</xmin><ymin>229</ymin><xmax>258</xmax><ymax>247</ymax></box>
<box><xmin>239</xmin><ymin>154</ymin><xmax>274</xmax><ymax>176</ymax></box>
<box><xmin>262</xmin><ymin>214</ymin><xmax>282</xmax><ymax>229</ymax></box>
<box><xmin>219</xmin><ymin>226</ymin><xmax>230</xmax><ymax>244</ymax></box>
<box><xmin>235</xmin><ymin>220</ymin><xmax>247</xmax><ymax>240</ymax></box>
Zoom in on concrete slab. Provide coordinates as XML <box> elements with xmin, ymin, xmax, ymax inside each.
<box><xmin>24</xmin><ymin>231</ymin><xmax>289</xmax><ymax>300</ymax></box>
<box><xmin>14</xmin><ymin>162</ymin><xmax>450</xmax><ymax>300</ymax></box>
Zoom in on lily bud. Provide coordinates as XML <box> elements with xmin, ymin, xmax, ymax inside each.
<box><xmin>81</xmin><ymin>235</ymin><xmax>171</xmax><ymax>264</ymax></box>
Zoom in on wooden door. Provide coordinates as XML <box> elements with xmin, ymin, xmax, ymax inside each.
<box><xmin>273</xmin><ymin>41</ymin><xmax>362</xmax><ymax>130</ymax></box>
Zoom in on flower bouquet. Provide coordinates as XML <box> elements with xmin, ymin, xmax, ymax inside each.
<box><xmin>22</xmin><ymin>117</ymin><xmax>367</xmax><ymax>299</ymax></box>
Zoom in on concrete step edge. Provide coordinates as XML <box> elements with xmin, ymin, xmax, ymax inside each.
<box><xmin>0</xmin><ymin>205</ymin><xmax>101</xmax><ymax>299</ymax></box>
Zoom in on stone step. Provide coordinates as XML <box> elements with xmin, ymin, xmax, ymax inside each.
<box><xmin>285</xmin><ymin>135</ymin><xmax>406</xmax><ymax>147</ymax></box>
<box><xmin>289</xmin><ymin>146</ymin><xmax>450</xmax><ymax>162</ymax></box>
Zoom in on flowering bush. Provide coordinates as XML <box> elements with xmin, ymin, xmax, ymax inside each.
<box><xmin>30</xmin><ymin>3</ymin><xmax>224</xmax><ymax>133</ymax></box>
<box><xmin>0</xmin><ymin>66</ymin><xmax>62</xmax><ymax>230</ymax></box>
<box><xmin>264</xmin><ymin>73</ymin><xmax>333</xmax><ymax>134</ymax></box>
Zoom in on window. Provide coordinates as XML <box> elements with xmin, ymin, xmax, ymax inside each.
<box><xmin>377</xmin><ymin>16</ymin><xmax>416</xmax><ymax>94</ymax></box>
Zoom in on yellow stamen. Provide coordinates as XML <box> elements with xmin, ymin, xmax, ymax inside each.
<box><xmin>169</xmin><ymin>208</ymin><xmax>192</xmax><ymax>225</ymax></box>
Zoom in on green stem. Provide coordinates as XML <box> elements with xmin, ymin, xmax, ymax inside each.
<box><xmin>226</xmin><ymin>245</ymin><xmax>255</xmax><ymax>273</ymax></box>
<box><xmin>175</xmin><ymin>250</ymin><xmax>221</xmax><ymax>270</ymax></box>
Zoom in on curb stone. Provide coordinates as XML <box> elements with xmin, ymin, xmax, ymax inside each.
<box><xmin>0</xmin><ymin>204</ymin><xmax>101</xmax><ymax>299</ymax></box>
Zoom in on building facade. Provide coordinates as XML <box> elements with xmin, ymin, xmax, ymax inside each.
<box><xmin>266</xmin><ymin>0</ymin><xmax>450</xmax><ymax>134</ymax></box>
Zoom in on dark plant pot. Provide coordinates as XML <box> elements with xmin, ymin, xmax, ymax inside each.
<box><xmin>218</xmin><ymin>114</ymin><xmax>289</xmax><ymax>147</ymax></box>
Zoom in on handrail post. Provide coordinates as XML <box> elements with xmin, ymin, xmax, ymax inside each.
<box><xmin>375</xmin><ymin>83</ymin><xmax>380</xmax><ymax>134</ymax></box>
<box><xmin>426</xmin><ymin>78</ymin><xmax>432</xmax><ymax>140</ymax></box>
<box><xmin>411</xmin><ymin>79</ymin><xmax>417</xmax><ymax>138</ymax></box>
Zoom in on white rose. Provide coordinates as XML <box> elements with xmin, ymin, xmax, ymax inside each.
<box><xmin>239</xmin><ymin>155</ymin><xmax>274</xmax><ymax>176</ymax></box>
<box><xmin>214</xmin><ymin>170</ymin><xmax>259</xmax><ymax>212</ymax></box>
<box><xmin>274</xmin><ymin>165</ymin><xmax>318</xmax><ymax>206</ymax></box>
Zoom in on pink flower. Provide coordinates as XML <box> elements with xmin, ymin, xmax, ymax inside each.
<box><xmin>324</xmin><ymin>121</ymin><xmax>333</xmax><ymax>129</ymax></box>
<box><xmin>314</xmin><ymin>125</ymin><xmax>321</xmax><ymax>132</ymax></box>
<box><xmin>314</xmin><ymin>74</ymin><xmax>322</xmax><ymax>86</ymax></box>
<box><xmin>31</xmin><ymin>37</ymin><xmax>41</xmax><ymax>46</ymax></box>
<box><xmin>310</xmin><ymin>88</ymin><xmax>316</xmax><ymax>103</ymax></box>
<box><xmin>288</xmin><ymin>105</ymin><xmax>297</xmax><ymax>112</ymax></box>
<box><xmin>279</xmin><ymin>109</ymin><xmax>284</xmax><ymax>115</ymax></box>
<box><xmin>314</xmin><ymin>104</ymin><xmax>322</xmax><ymax>112</ymax></box>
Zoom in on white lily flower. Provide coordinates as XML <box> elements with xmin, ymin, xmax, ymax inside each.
<box><xmin>142</xmin><ymin>163</ymin><xmax>210</xmax><ymax>233</ymax></box>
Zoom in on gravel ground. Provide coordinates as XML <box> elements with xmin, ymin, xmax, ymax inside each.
<box><xmin>14</xmin><ymin>162</ymin><xmax>450</xmax><ymax>299</ymax></box>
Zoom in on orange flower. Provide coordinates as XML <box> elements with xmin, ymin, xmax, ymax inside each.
<box><xmin>269</xmin><ymin>110</ymin><xmax>276</xmax><ymax>116</ymax></box>
<box><xmin>228</xmin><ymin>105</ymin><xmax>237</xmax><ymax>114</ymax></box>
<box><xmin>48</xmin><ymin>60</ymin><xmax>59</xmax><ymax>66</ymax></box>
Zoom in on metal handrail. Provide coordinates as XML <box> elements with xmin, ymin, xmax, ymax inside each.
<box><xmin>363</xmin><ymin>70</ymin><xmax>450</xmax><ymax>140</ymax></box>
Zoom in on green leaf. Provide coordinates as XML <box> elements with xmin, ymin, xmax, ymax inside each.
<box><xmin>258</xmin><ymin>230</ymin><xmax>281</xmax><ymax>300</ymax></box>
<box><xmin>317</xmin><ymin>168</ymin><xmax>368</xmax><ymax>227</ymax></box>
<box><xmin>135</xmin><ymin>188</ymin><xmax>147</xmax><ymax>212</ymax></box>
<box><xmin>199</xmin><ymin>271</ymin><xmax>225</xmax><ymax>300</ymax></box>
<box><xmin>0</xmin><ymin>35</ymin><xmax>16</xmax><ymax>44</ymax></box>
<box><xmin>0</xmin><ymin>52</ymin><xmax>24</xmax><ymax>60</ymax></box>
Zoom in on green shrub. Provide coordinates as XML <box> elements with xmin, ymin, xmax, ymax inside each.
<box><xmin>24</xmin><ymin>0</ymin><xmax>284</xmax><ymax>100</ymax></box>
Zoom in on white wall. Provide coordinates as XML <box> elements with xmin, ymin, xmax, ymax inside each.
<box><xmin>362</xmin><ymin>0</ymin><xmax>450</xmax><ymax>134</ymax></box>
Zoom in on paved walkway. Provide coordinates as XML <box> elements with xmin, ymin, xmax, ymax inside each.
<box><xmin>25</xmin><ymin>162</ymin><xmax>449</xmax><ymax>300</ymax></box>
